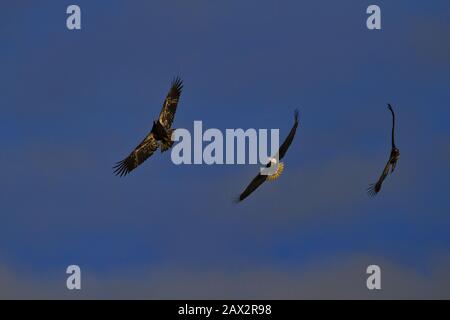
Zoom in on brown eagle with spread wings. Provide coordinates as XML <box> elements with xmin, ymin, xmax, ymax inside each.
<box><xmin>113</xmin><ymin>77</ymin><xmax>183</xmax><ymax>177</ymax></box>
<box><xmin>236</xmin><ymin>110</ymin><xmax>299</xmax><ymax>202</ymax></box>
<box><xmin>367</xmin><ymin>104</ymin><xmax>400</xmax><ymax>196</ymax></box>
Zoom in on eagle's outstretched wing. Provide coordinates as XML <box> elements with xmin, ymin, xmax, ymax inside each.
<box><xmin>113</xmin><ymin>133</ymin><xmax>160</xmax><ymax>177</ymax></box>
<box><xmin>278</xmin><ymin>110</ymin><xmax>299</xmax><ymax>160</ymax></box>
<box><xmin>367</xmin><ymin>159</ymin><xmax>391</xmax><ymax>196</ymax></box>
<box><xmin>237</xmin><ymin>174</ymin><xmax>268</xmax><ymax>202</ymax></box>
<box><xmin>388</xmin><ymin>103</ymin><xmax>396</xmax><ymax>149</ymax></box>
<box><xmin>158</xmin><ymin>77</ymin><xmax>183</xmax><ymax>130</ymax></box>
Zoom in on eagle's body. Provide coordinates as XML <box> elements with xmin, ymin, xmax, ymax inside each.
<box><xmin>237</xmin><ymin>110</ymin><xmax>299</xmax><ymax>202</ymax></box>
<box><xmin>368</xmin><ymin>104</ymin><xmax>400</xmax><ymax>196</ymax></box>
<box><xmin>151</xmin><ymin>120</ymin><xmax>173</xmax><ymax>148</ymax></box>
<box><xmin>113</xmin><ymin>77</ymin><xmax>183</xmax><ymax>177</ymax></box>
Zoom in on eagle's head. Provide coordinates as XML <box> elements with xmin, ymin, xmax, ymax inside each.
<box><xmin>267</xmin><ymin>158</ymin><xmax>284</xmax><ymax>181</ymax></box>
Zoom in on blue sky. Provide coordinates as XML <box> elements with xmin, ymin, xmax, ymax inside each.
<box><xmin>0</xmin><ymin>1</ymin><xmax>449</xmax><ymax>298</ymax></box>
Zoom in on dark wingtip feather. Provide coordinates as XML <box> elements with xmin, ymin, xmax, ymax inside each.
<box><xmin>294</xmin><ymin>109</ymin><xmax>299</xmax><ymax>123</ymax></box>
<box><xmin>113</xmin><ymin>158</ymin><xmax>131</xmax><ymax>177</ymax></box>
<box><xmin>171</xmin><ymin>76</ymin><xmax>183</xmax><ymax>94</ymax></box>
<box><xmin>367</xmin><ymin>183</ymin><xmax>378</xmax><ymax>197</ymax></box>
<box><xmin>233</xmin><ymin>195</ymin><xmax>242</xmax><ymax>204</ymax></box>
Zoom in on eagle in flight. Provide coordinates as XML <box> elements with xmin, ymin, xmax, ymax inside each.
<box><xmin>367</xmin><ymin>104</ymin><xmax>400</xmax><ymax>196</ymax></box>
<box><xmin>113</xmin><ymin>77</ymin><xmax>183</xmax><ymax>177</ymax></box>
<box><xmin>236</xmin><ymin>110</ymin><xmax>299</xmax><ymax>202</ymax></box>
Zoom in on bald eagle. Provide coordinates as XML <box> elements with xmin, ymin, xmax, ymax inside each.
<box><xmin>236</xmin><ymin>110</ymin><xmax>299</xmax><ymax>202</ymax></box>
<box><xmin>367</xmin><ymin>104</ymin><xmax>400</xmax><ymax>196</ymax></box>
<box><xmin>113</xmin><ymin>77</ymin><xmax>183</xmax><ymax>177</ymax></box>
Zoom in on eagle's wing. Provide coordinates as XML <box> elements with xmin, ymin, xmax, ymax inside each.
<box><xmin>113</xmin><ymin>133</ymin><xmax>160</xmax><ymax>177</ymax></box>
<box><xmin>158</xmin><ymin>77</ymin><xmax>183</xmax><ymax>130</ymax></box>
<box><xmin>278</xmin><ymin>110</ymin><xmax>299</xmax><ymax>160</ymax></box>
<box><xmin>367</xmin><ymin>159</ymin><xmax>391</xmax><ymax>196</ymax></box>
<box><xmin>237</xmin><ymin>173</ymin><xmax>268</xmax><ymax>202</ymax></box>
<box><xmin>388</xmin><ymin>104</ymin><xmax>396</xmax><ymax>148</ymax></box>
